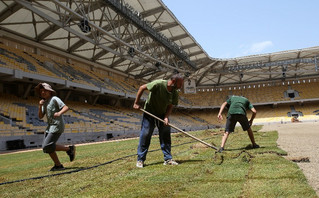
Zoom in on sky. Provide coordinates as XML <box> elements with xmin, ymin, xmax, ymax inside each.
<box><xmin>161</xmin><ymin>0</ymin><xmax>319</xmax><ymax>58</ymax></box>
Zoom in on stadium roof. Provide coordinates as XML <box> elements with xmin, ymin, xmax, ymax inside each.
<box><xmin>1</xmin><ymin>0</ymin><xmax>319</xmax><ymax>88</ymax></box>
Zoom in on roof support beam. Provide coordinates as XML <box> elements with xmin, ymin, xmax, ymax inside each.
<box><xmin>196</xmin><ymin>61</ymin><xmax>220</xmax><ymax>86</ymax></box>
<box><xmin>170</xmin><ymin>33</ymin><xmax>188</xmax><ymax>41</ymax></box>
<box><xmin>90</xmin><ymin>22</ymin><xmax>178</xmax><ymax>61</ymax></box>
<box><xmin>103</xmin><ymin>0</ymin><xmax>196</xmax><ymax>70</ymax></box>
<box><xmin>181</xmin><ymin>43</ymin><xmax>197</xmax><ymax>50</ymax></box>
<box><xmin>217</xmin><ymin>62</ymin><xmax>228</xmax><ymax>85</ymax></box>
<box><xmin>149</xmin><ymin>71</ymin><xmax>167</xmax><ymax>81</ymax></box>
<box><xmin>226</xmin><ymin>57</ymin><xmax>318</xmax><ymax>72</ymax></box>
<box><xmin>189</xmin><ymin>50</ymin><xmax>204</xmax><ymax>57</ymax></box>
<box><xmin>140</xmin><ymin>6</ymin><xmax>165</xmax><ymax>17</ymax></box>
<box><xmin>0</xmin><ymin>3</ymin><xmax>23</xmax><ymax>22</ymax></box>
<box><xmin>135</xmin><ymin>68</ymin><xmax>160</xmax><ymax>79</ymax></box>
<box><xmin>14</xmin><ymin>0</ymin><xmax>187</xmax><ymax>76</ymax></box>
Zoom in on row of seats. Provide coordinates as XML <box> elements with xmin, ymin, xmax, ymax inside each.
<box><xmin>0</xmin><ymin>44</ymin><xmax>144</xmax><ymax>96</ymax></box>
<box><xmin>179</xmin><ymin>81</ymin><xmax>319</xmax><ymax>107</ymax></box>
<box><xmin>1</xmin><ymin>93</ymin><xmax>319</xmax><ymax>136</ymax></box>
<box><xmin>2</xmin><ymin>43</ymin><xmax>319</xmax><ymax>108</ymax></box>
<box><xmin>0</xmin><ymin>94</ymin><xmax>211</xmax><ymax>136</ymax></box>
<box><xmin>1</xmin><ymin>43</ymin><xmax>319</xmax><ymax>137</ymax></box>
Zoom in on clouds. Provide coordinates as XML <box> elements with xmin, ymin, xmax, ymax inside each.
<box><xmin>249</xmin><ymin>41</ymin><xmax>274</xmax><ymax>53</ymax></box>
<box><xmin>218</xmin><ymin>41</ymin><xmax>274</xmax><ymax>58</ymax></box>
<box><xmin>239</xmin><ymin>41</ymin><xmax>274</xmax><ymax>57</ymax></box>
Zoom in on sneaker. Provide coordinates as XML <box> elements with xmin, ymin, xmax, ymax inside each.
<box><xmin>66</xmin><ymin>145</ymin><xmax>76</xmax><ymax>162</ymax></box>
<box><xmin>50</xmin><ymin>164</ymin><xmax>65</xmax><ymax>171</ymax></box>
<box><xmin>163</xmin><ymin>159</ymin><xmax>178</xmax><ymax>166</ymax></box>
<box><xmin>252</xmin><ymin>144</ymin><xmax>260</xmax><ymax>149</ymax></box>
<box><xmin>216</xmin><ymin>147</ymin><xmax>224</xmax><ymax>153</ymax></box>
<box><xmin>136</xmin><ymin>161</ymin><xmax>144</xmax><ymax>168</ymax></box>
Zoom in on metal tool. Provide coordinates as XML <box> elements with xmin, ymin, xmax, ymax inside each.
<box><xmin>140</xmin><ymin>109</ymin><xmax>218</xmax><ymax>150</ymax></box>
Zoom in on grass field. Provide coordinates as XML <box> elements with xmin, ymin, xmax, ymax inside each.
<box><xmin>0</xmin><ymin>126</ymin><xmax>317</xmax><ymax>198</ymax></box>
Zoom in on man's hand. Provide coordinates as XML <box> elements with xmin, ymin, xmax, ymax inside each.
<box><xmin>39</xmin><ymin>99</ymin><xmax>45</xmax><ymax>105</ymax></box>
<box><xmin>217</xmin><ymin>114</ymin><xmax>223</xmax><ymax>121</ymax></box>
<box><xmin>249</xmin><ymin>119</ymin><xmax>253</xmax><ymax>127</ymax></box>
<box><xmin>133</xmin><ymin>103</ymin><xmax>140</xmax><ymax>110</ymax></box>
<box><xmin>163</xmin><ymin>117</ymin><xmax>169</xmax><ymax>125</ymax></box>
<box><xmin>54</xmin><ymin>112</ymin><xmax>61</xmax><ymax>118</ymax></box>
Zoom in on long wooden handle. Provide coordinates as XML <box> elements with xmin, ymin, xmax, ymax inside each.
<box><xmin>140</xmin><ymin>109</ymin><xmax>218</xmax><ymax>150</ymax></box>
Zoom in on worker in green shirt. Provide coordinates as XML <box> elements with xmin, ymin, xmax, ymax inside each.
<box><xmin>133</xmin><ymin>74</ymin><xmax>184</xmax><ymax>168</ymax></box>
<box><xmin>217</xmin><ymin>95</ymin><xmax>259</xmax><ymax>152</ymax></box>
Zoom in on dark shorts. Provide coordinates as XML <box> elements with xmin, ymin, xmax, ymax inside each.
<box><xmin>42</xmin><ymin>132</ymin><xmax>62</xmax><ymax>153</ymax></box>
<box><xmin>225</xmin><ymin>114</ymin><xmax>250</xmax><ymax>133</ymax></box>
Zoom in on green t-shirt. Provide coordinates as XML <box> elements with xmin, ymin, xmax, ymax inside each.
<box><xmin>42</xmin><ymin>96</ymin><xmax>66</xmax><ymax>133</ymax></box>
<box><xmin>144</xmin><ymin>79</ymin><xmax>179</xmax><ymax>116</ymax></box>
<box><xmin>226</xmin><ymin>96</ymin><xmax>254</xmax><ymax>116</ymax></box>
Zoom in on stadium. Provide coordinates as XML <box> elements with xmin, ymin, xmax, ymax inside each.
<box><xmin>0</xmin><ymin>0</ymin><xmax>319</xmax><ymax>197</ymax></box>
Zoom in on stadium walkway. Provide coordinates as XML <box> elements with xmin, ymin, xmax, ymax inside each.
<box><xmin>262</xmin><ymin>121</ymin><xmax>319</xmax><ymax>196</ymax></box>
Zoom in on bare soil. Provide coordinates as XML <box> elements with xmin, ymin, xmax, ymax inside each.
<box><xmin>262</xmin><ymin>121</ymin><xmax>319</xmax><ymax>196</ymax></box>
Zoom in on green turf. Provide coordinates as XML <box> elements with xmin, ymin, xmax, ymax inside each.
<box><xmin>0</xmin><ymin>125</ymin><xmax>317</xmax><ymax>198</ymax></box>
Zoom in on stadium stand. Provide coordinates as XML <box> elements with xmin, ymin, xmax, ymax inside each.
<box><xmin>1</xmin><ymin>50</ymin><xmax>319</xmax><ymax>148</ymax></box>
<box><xmin>1</xmin><ymin>75</ymin><xmax>319</xmax><ymax>150</ymax></box>
<box><xmin>1</xmin><ymin>33</ymin><xmax>319</xmax><ymax>151</ymax></box>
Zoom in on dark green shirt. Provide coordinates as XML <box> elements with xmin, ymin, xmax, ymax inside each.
<box><xmin>226</xmin><ymin>96</ymin><xmax>253</xmax><ymax>116</ymax></box>
<box><xmin>144</xmin><ymin>79</ymin><xmax>179</xmax><ymax>116</ymax></box>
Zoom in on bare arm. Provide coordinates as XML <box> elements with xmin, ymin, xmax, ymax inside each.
<box><xmin>249</xmin><ymin>107</ymin><xmax>257</xmax><ymax>126</ymax></box>
<box><xmin>217</xmin><ymin>101</ymin><xmax>228</xmax><ymax>121</ymax></box>
<box><xmin>38</xmin><ymin>99</ymin><xmax>45</xmax><ymax>119</ymax></box>
<box><xmin>164</xmin><ymin>104</ymin><xmax>173</xmax><ymax>125</ymax></box>
<box><xmin>133</xmin><ymin>84</ymin><xmax>147</xmax><ymax>109</ymax></box>
<box><xmin>54</xmin><ymin>105</ymin><xmax>69</xmax><ymax>118</ymax></box>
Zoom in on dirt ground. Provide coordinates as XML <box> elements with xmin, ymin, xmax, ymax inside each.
<box><xmin>262</xmin><ymin>121</ymin><xmax>319</xmax><ymax>196</ymax></box>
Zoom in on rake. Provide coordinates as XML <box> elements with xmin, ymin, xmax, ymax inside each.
<box><xmin>140</xmin><ymin>109</ymin><xmax>218</xmax><ymax>150</ymax></box>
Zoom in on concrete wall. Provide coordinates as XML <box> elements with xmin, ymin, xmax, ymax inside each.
<box><xmin>0</xmin><ymin>125</ymin><xmax>213</xmax><ymax>151</ymax></box>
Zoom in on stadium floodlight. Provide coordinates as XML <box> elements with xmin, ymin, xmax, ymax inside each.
<box><xmin>128</xmin><ymin>47</ymin><xmax>135</xmax><ymax>57</ymax></box>
<box><xmin>240</xmin><ymin>73</ymin><xmax>244</xmax><ymax>79</ymax></box>
<box><xmin>78</xmin><ymin>18</ymin><xmax>91</xmax><ymax>33</ymax></box>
